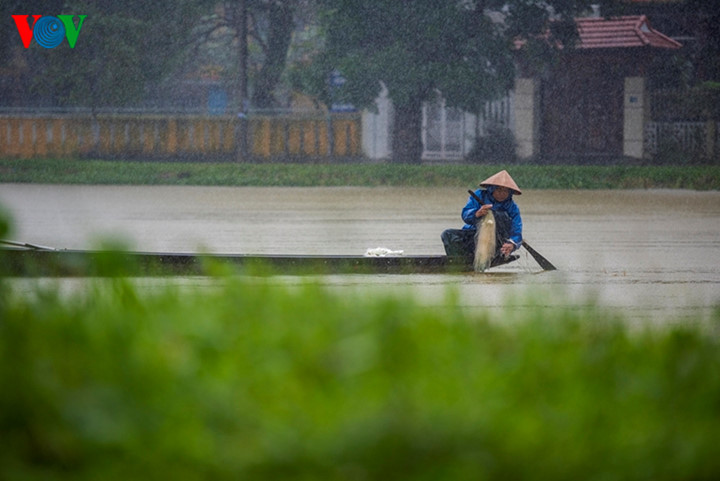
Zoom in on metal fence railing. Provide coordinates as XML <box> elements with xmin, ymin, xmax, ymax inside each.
<box><xmin>644</xmin><ymin>121</ymin><xmax>718</xmax><ymax>159</ymax></box>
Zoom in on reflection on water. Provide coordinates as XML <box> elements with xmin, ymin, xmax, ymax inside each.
<box><xmin>1</xmin><ymin>184</ymin><xmax>719</xmax><ymax>321</ymax></box>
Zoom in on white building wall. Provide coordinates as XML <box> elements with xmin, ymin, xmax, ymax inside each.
<box><xmin>361</xmin><ymin>86</ymin><xmax>514</xmax><ymax>161</ymax></box>
<box><xmin>361</xmin><ymin>84</ymin><xmax>392</xmax><ymax>160</ymax></box>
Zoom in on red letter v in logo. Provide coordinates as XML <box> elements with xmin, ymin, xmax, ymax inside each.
<box><xmin>12</xmin><ymin>15</ymin><xmax>42</xmax><ymax>48</ymax></box>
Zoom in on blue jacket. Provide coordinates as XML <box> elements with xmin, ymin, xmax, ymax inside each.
<box><xmin>461</xmin><ymin>186</ymin><xmax>523</xmax><ymax>247</ymax></box>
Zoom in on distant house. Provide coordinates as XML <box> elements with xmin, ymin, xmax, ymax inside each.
<box><xmin>515</xmin><ymin>14</ymin><xmax>681</xmax><ymax>159</ymax></box>
<box><xmin>363</xmin><ymin>12</ymin><xmax>682</xmax><ymax>161</ymax></box>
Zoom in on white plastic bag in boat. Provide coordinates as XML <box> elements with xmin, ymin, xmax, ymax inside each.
<box><xmin>364</xmin><ymin>247</ymin><xmax>404</xmax><ymax>257</ymax></box>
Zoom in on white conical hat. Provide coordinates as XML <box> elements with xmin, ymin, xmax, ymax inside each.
<box><xmin>479</xmin><ymin>170</ymin><xmax>521</xmax><ymax>195</ymax></box>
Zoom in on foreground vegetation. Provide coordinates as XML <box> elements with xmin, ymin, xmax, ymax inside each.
<box><xmin>1</xmin><ymin>158</ymin><xmax>720</xmax><ymax>189</ymax></box>
<box><xmin>1</xmin><ymin>204</ymin><xmax>719</xmax><ymax>479</ymax></box>
<box><xmin>1</xmin><ymin>265</ymin><xmax>720</xmax><ymax>480</ymax></box>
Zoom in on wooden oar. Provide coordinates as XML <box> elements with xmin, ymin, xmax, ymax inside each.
<box><xmin>466</xmin><ymin>190</ymin><xmax>556</xmax><ymax>271</ymax></box>
<box><xmin>521</xmin><ymin>240</ymin><xmax>556</xmax><ymax>271</ymax></box>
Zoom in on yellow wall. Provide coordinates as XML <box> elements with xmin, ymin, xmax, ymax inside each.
<box><xmin>0</xmin><ymin>114</ymin><xmax>362</xmax><ymax>160</ymax></box>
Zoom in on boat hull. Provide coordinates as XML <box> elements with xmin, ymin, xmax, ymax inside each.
<box><xmin>0</xmin><ymin>248</ymin><xmax>517</xmax><ymax>277</ymax></box>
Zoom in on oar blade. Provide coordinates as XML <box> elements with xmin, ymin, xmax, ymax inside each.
<box><xmin>522</xmin><ymin>240</ymin><xmax>556</xmax><ymax>271</ymax></box>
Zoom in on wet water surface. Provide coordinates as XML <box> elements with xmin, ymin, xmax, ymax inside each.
<box><xmin>2</xmin><ymin>184</ymin><xmax>719</xmax><ymax>322</ymax></box>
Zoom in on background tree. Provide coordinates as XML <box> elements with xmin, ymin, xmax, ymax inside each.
<box><xmin>0</xmin><ymin>0</ymin><xmax>64</xmax><ymax>106</ymax></box>
<box><xmin>169</xmin><ymin>0</ymin><xmax>318</xmax><ymax>111</ymax></box>
<box><xmin>1</xmin><ymin>0</ymin><xmax>217</xmax><ymax>110</ymax></box>
<box><xmin>248</xmin><ymin>0</ymin><xmax>296</xmax><ymax>108</ymax></box>
<box><xmin>306</xmin><ymin>0</ymin><xmax>600</xmax><ymax>163</ymax></box>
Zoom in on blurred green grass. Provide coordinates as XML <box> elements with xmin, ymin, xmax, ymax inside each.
<box><xmin>1</xmin><ymin>183</ymin><xmax>719</xmax><ymax>480</ymax></box>
<box><xmin>1</xmin><ymin>271</ymin><xmax>719</xmax><ymax>480</ymax></box>
<box><xmin>1</xmin><ymin>158</ymin><xmax>719</xmax><ymax>189</ymax></box>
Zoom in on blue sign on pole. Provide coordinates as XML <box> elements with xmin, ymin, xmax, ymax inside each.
<box><xmin>329</xmin><ymin>69</ymin><xmax>347</xmax><ymax>87</ymax></box>
<box><xmin>208</xmin><ymin>88</ymin><xmax>227</xmax><ymax>115</ymax></box>
<box><xmin>329</xmin><ymin>69</ymin><xmax>355</xmax><ymax>112</ymax></box>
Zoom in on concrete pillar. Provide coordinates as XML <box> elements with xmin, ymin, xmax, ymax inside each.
<box><xmin>513</xmin><ymin>78</ymin><xmax>540</xmax><ymax>159</ymax></box>
<box><xmin>362</xmin><ymin>83</ymin><xmax>392</xmax><ymax>160</ymax></box>
<box><xmin>623</xmin><ymin>77</ymin><xmax>647</xmax><ymax>159</ymax></box>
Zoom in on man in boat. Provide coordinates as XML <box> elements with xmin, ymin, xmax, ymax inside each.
<box><xmin>441</xmin><ymin>169</ymin><xmax>523</xmax><ymax>265</ymax></box>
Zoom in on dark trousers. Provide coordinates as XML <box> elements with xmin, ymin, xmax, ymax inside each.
<box><xmin>441</xmin><ymin>211</ymin><xmax>512</xmax><ymax>261</ymax></box>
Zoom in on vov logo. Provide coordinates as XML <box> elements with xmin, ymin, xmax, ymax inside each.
<box><xmin>12</xmin><ymin>15</ymin><xmax>87</xmax><ymax>49</ymax></box>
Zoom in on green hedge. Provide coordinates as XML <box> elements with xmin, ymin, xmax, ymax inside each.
<box><xmin>1</xmin><ymin>271</ymin><xmax>719</xmax><ymax>480</ymax></box>
<box><xmin>1</xmin><ymin>158</ymin><xmax>720</xmax><ymax>189</ymax></box>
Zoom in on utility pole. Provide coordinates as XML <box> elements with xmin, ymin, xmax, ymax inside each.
<box><xmin>235</xmin><ymin>0</ymin><xmax>249</xmax><ymax>162</ymax></box>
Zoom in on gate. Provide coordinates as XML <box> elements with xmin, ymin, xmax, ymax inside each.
<box><xmin>541</xmin><ymin>60</ymin><xmax>624</xmax><ymax>157</ymax></box>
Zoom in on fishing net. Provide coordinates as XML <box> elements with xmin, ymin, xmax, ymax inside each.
<box><xmin>474</xmin><ymin>210</ymin><xmax>496</xmax><ymax>272</ymax></box>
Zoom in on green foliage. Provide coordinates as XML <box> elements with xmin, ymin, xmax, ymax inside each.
<box><xmin>467</xmin><ymin>125</ymin><xmax>517</xmax><ymax>164</ymax></box>
<box><xmin>304</xmin><ymin>0</ymin><xmax>595</xmax><ymax>162</ymax></box>
<box><xmin>1</xmin><ymin>272</ymin><xmax>720</xmax><ymax>480</ymax></box>
<box><xmin>0</xmin><ymin>0</ymin><xmax>64</xmax><ymax>61</ymax></box>
<box><xmin>310</xmin><ymin>0</ymin><xmax>603</xmax><ymax>111</ymax></box>
<box><xmin>11</xmin><ymin>0</ymin><xmax>216</xmax><ymax>109</ymax></box>
<box><xmin>314</xmin><ymin>0</ymin><xmax>518</xmax><ymax>112</ymax></box>
<box><xmin>287</xmin><ymin>46</ymin><xmax>334</xmax><ymax>108</ymax></box>
<box><xmin>1</xmin><ymin>159</ymin><xmax>720</xmax><ymax>189</ymax></box>
<box><xmin>652</xmin><ymin>83</ymin><xmax>720</xmax><ymax>121</ymax></box>
<box><xmin>0</xmin><ymin>203</ymin><xmax>12</xmax><ymax>239</ymax></box>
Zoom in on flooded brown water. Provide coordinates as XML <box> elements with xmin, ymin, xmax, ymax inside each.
<box><xmin>2</xmin><ymin>184</ymin><xmax>719</xmax><ymax>322</ymax></box>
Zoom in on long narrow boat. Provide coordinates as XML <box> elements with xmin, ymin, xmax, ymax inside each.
<box><xmin>0</xmin><ymin>241</ymin><xmax>521</xmax><ymax>277</ymax></box>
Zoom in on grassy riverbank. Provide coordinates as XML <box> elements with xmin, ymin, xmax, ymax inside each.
<box><xmin>1</xmin><ymin>271</ymin><xmax>720</xmax><ymax>480</ymax></box>
<box><xmin>1</xmin><ymin>158</ymin><xmax>719</xmax><ymax>189</ymax></box>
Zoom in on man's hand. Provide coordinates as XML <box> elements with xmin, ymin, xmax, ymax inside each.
<box><xmin>475</xmin><ymin>204</ymin><xmax>493</xmax><ymax>218</ymax></box>
<box><xmin>500</xmin><ymin>242</ymin><xmax>514</xmax><ymax>257</ymax></box>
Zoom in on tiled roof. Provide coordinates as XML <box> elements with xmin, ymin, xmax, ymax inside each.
<box><xmin>575</xmin><ymin>15</ymin><xmax>681</xmax><ymax>49</ymax></box>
